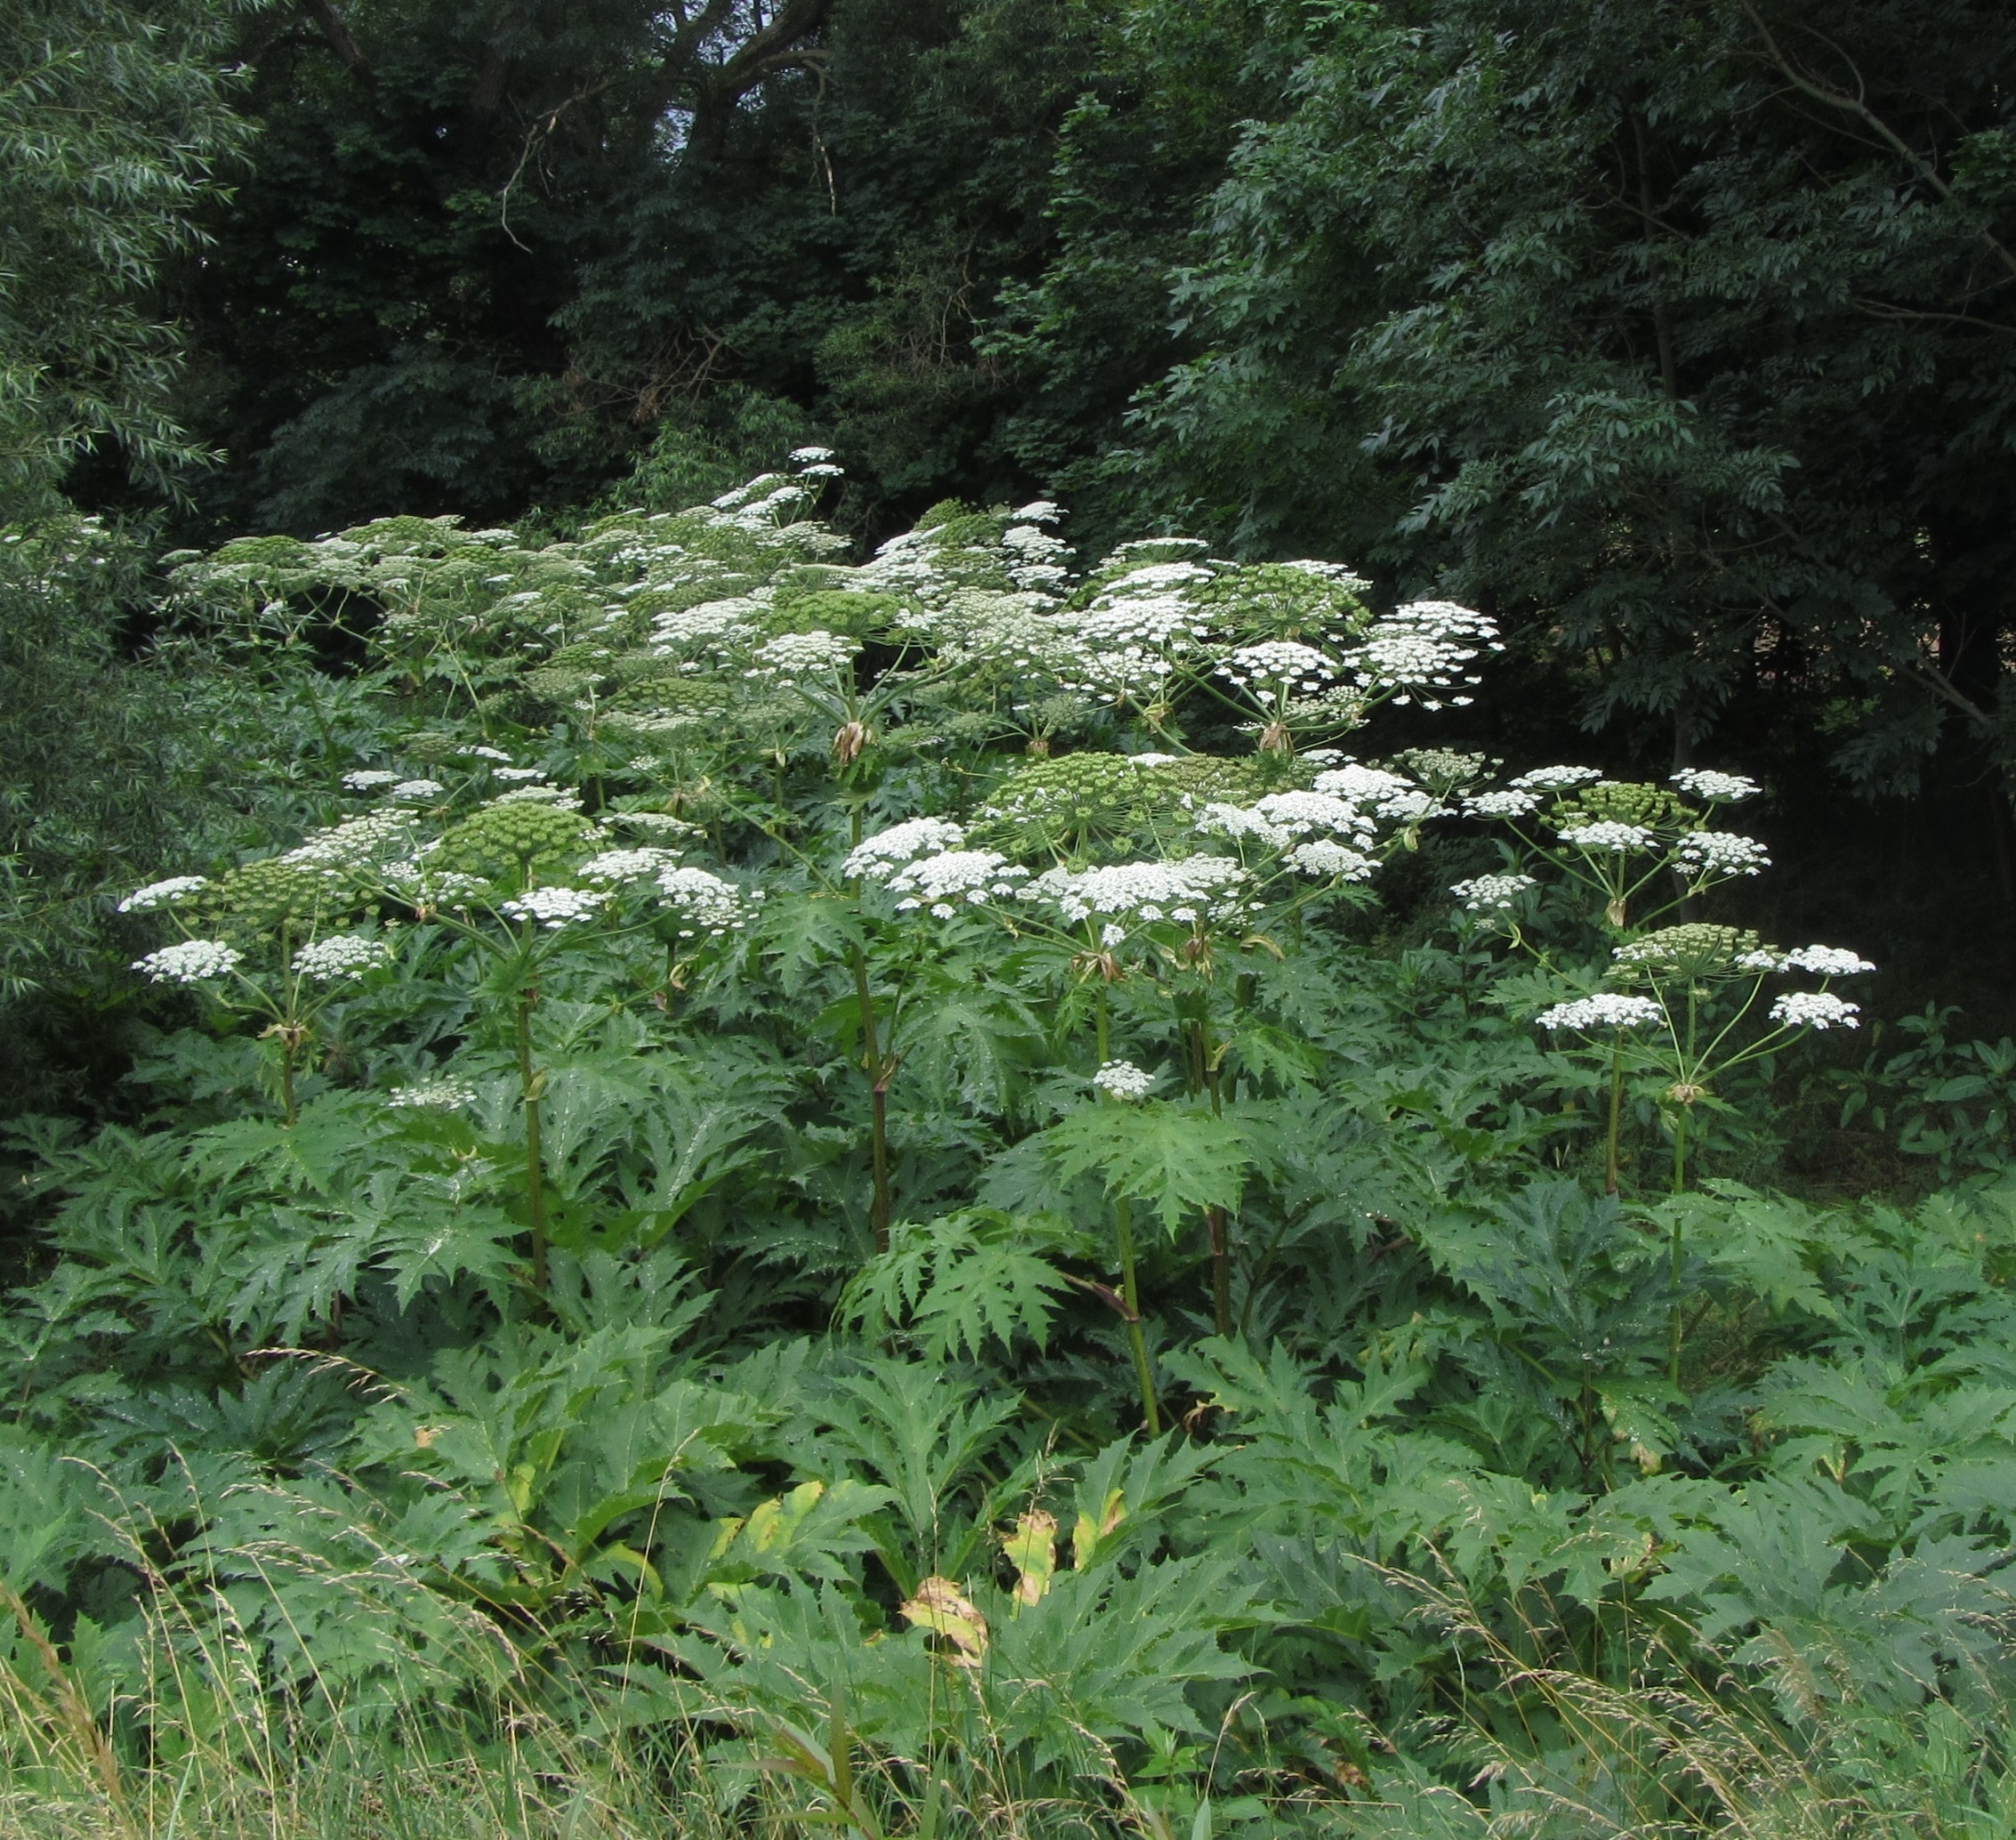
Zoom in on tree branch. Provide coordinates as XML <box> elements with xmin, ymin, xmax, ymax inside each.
<box><xmin>1736</xmin><ymin>0</ymin><xmax>2016</xmax><ymax>285</ymax></box>
<box><xmin>295</xmin><ymin>0</ymin><xmax>372</xmax><ymax>85</ymax></box>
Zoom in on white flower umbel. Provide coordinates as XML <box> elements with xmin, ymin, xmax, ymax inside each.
<box><xmin>886</xmin><ymin>850</ymin><xmax>1029</xmax><ymax>918</ymax></box>
<box><xmin>1536</xmin><ymin>993</ymin><xmax>1664</xmax><ymax>1031</ymax></box>
<box><xmin>490</xmin><ymin>786</ymin><xmax>585</xmax><ymax>811</ymax></box>
<box><xmin>501</xmin><ymin>886</ymin><xmax>610</xmax><ymax>930</ymax></box>
<box><xmin>1026</xmin><ymin>856</ymin><xmax>1247</xmax><ymax>928</ymax></box>
<box><xmin>1780</xmin><ymin>945</ymin><xmax>1877</xmax><ymax>976</ymax></box>
<box><xmin>293</xmin><ymin>934</ymin><xmax>387</xmax><ymax>981</ymax></box>
<box><xmin>1558</xmin><ymin>821</ymin><xmax>1657</xmax><ymax>853</ymax></box>
<box><xmin>384</xmin><ymin>860</ymin><xmax>488</xmax><ymax>908</ymax></box>
<box><xmin>470</xmin><ymin>746</ymin><xmax>513</xmax><ymax>763</ymax></box>
<box><xmin>1313</xmin><ymin>763</ymin><xmax>1426</xmax><ymax>819</ymax></box>
<box><xmin>745</xmin><ymin>628</ymin><xmax>860</xmax><ymax>681</ymax></box>
<box><xmin>1678</xmin><ymin>833</ymin><xmax>1771</xmax><ymax>876</ymax></box>
<box><xmin>341</xmin><ymin>769</ymin><xmax>399</xmax><ymax>791</ymax></box>
<box><xmin>1217</xmin><ymin>641</ymin><xmax>1337</xmax><ymax>695</ymax></box>
<box><xmin>649</xmin><ymin>598</ymin><xmax>762</xmax><ymax>654</ymax></box>
<box><xmin>1343</xmin><ymin>601</ymin><xmax>1499</xmax><ymax>707</ymax></box>
<box><xmin>386</xmin><ymin>1075</ymin><xmax>478</xmax><ymax>1110</ymax></box>
<box><xmin>843</xmin><ymin>817</ymin><xmax>968</xmax><ymax>882</ymax></box>
<box><xmin>1672</xmin><ymin>769</ymin><xmax>1760</xmax><ymax>803</ymax></box>
<box><xmin>1092</xmin><ymin>1061</ymin><xmax>1155</xmax><ymax>1102</ymax></box>
<box><xmin>1287</xmin><ymin>840</ymin><xmax>1377</xmax><ymax>880</ymax></box>
<box><xmin>1196</xmin><ymin>802</ymin><xmax>1286</xmax><ymax>844</ymax></box>
<box><xmin>1770</xmin><ymin>991</ymin><xmax>1860</xmax><ymax>1030</ymax></box>
<box><xmin>133</xmin><ymin>940</ymin><xmax>244</xmax><ymax>984</ymax></box>
<box><xmin>388</xmin><ymin>779</ymin><xmax>447</xmax><ymax>802</ymax></box>
<box><xmin>1464</xmin><ymin>789</ymin><xmax>1541</xmax><ymax>819</ymax></box>
<box><xmin>1509</xmin><ymin>766</ymin><xmax>1602</xmax><ymax>793</ymax></box>
<box><xmin>656</xmin><ymin>866</ymin><xmax>755</xmax><ymax>939</ymax></box>
<box><xmin>790</xmin><ymin>445</ymin><xmax>837</xmax><ymax>464</ymax></box>
<box><xmin>1251</xmin><ymin>790</ymin><xmax>1377</xmax><ymax>838</ymax></box>
<box><xmin>284</xmin><ymin>811</ymin><xmax>412</xmax><ymax>869</ymax></box>
<box><xmin>578</xmin><ymin>847</ymin><xmax>682</xmax><ymax>884</ymax></box>
<box><xmin>117</xmin><ymin>876</ymin><xmax>208</xmax><ymax>912</ymax></box>
<box><xmin>491</xmin><ymin>766</ymin><xmax>548</xmax><ymax>783</ymax></box>
<box><xmin>1451</xmin><ymin>873</ymin><xmax>1536</xmax><ymax>912</ymax></box>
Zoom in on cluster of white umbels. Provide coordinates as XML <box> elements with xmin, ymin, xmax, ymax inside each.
<box><xmin>1092</xmin><ymin>1061</ymin><xmax>1155</xmax><ymax>1102</ymax></box>
<box><xmin>1541</xmin><ymin>940</ymin><xmax>1874</xmax><ymax>1038</ymax></box>
<box><xmin>293</xmin><ymin>934</ymin><xmax>387</xmax><ymax>981</ymax></box>
<box><xmin>133</xmin><ymin>940</ymin><xmax>244</xmax><ymax>984</ymax></box>
<box><xmin>342</xmin><ymin>769</ymin><xmax>399</xmax><ymax>791</ymax></box>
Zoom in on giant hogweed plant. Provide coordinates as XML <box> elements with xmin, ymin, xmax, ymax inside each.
<box><xmin>5</xmin><ymin>456</ymin><xmax>2014</xmax><ymax>1834</ymax></box>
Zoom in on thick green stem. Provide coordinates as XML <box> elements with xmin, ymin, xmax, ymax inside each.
<box><xmin>1605</xmin><ymin>1032</ymin><xmax>1625</xmax><ymax>1194</ymax></box>
<box><xmin>851</xmin><ymin>942</ymin><xmax>891</xmax><ymax>1254</ymax></box>
<box><xmin>869</xmin><ymin>1075</ymin><xmax>892</xmax><ymax>1256</ymax></box>
<box><xmin>1206</xmin><ymin>1207</ymin><xmax>1232</xmax><ymax>1340</ymax></box>
<box><xmin>280</xmin><ymin>1035</ymin><xmax>298</xmax><ymax>1129</ymax></box>
<box><xmin>1094</xmin><ymin>983</ymin><xmax>1159</xmax><ymax>1429</ymax></box>
<box><xmin>1667</xmin><ymin>1105</ymin><xmax>1689</xmax><ymax>1389</ymax></box>
<box><xmin>1113</xmin><ymin>1195</ymin><xmax>1160</xmax><ymax>1435</ymax></box>
<box><xmin>1201</xmin><ymin>1014</ymin><xmax>1232</xmax><ymax>1337</ymax></box>
<box><xmin>516</xmin><ymin>984</ymin><xmax>549</xmax><ymax>1294</ymax></box>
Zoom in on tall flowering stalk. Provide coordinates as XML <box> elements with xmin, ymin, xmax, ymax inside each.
<box><xmin>1537</xmin><ymin>925</ymin><xmax>1873</xmax><ymax>1383</ymax></box>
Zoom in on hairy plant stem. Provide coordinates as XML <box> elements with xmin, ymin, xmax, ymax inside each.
<box><xmin>1114</xmin><ymin>1194</ymin><xmax>1160</xmax><ymax>1436</ymax></box>
<box><xmin>851</xmin><ymin>942</ymin><xmax>892</xmax><ymax>1255</ymax></box>
<box><xmin>1198</xmin><ymin>1013</ymin><xmax>1233</xmax><ymax>1338</ymax></box>
<box><xmin>1096</xmin><ymin>985</ymin><xmax>1160</xmax><ymax>1432</ymax></box>
<box><xmin>1605</xmin><ymin>1031</ymin><xmax>1625</xmax><ymax>1194</ymax></box>
<box><xmin>1666</xmin><ymin>987</ymin><xmax>1699</xmax><ymax>1387</ymax></box>
<box><xmin>515</xmin><ymin>973</ymin><xmax>549</xmax><ymax>1295</ymax></box>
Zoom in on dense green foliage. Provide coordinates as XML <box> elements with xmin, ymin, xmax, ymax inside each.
<box><xmin>3</xmin><ymin>468</ymin><xmax>2015</xmax><ymax>1836</ymax></box>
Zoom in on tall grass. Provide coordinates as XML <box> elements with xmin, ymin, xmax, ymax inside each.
<box><xmin>8</xmin><ymin>1522</ymin><xmax>2011</xmax><ymax>1840</ymax></box>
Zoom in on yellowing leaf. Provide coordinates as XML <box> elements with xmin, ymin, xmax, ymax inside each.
<box><xmin>1071</xmin><ymin>1489</ymin><xmax>1126</xmax><ymax>1569</ymax></box>
<box><xmin>1003</xmin><ymin>1508</ymin><xmax>1057</xmax><ymax>1605</ymax></box>
<box><xmin>901</xmin><ymin>1575</ymin><xmax>988</xmax><ymax>1665</ymax></box>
